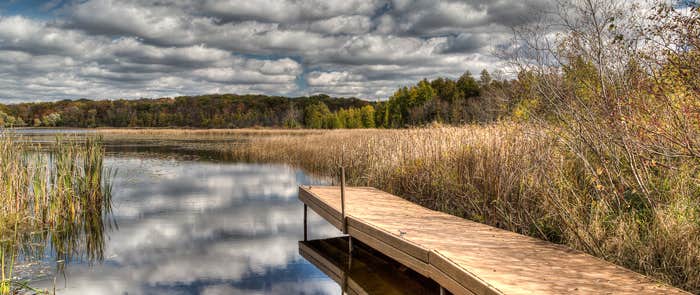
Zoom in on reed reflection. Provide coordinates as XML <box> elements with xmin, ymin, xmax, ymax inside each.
<box><xmin>1</xmin><ymin>136</ymin><xmax>114</xmax><ymax>294</ymax></box>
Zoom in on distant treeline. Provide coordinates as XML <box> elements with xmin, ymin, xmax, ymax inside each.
<box><xmin>0</xmin><ymin>94</ymin><xmax>371</xmax><ymax>128</ymax></box>
<box><xmin>0</xmin><ymin>69</ymin><xmax>527</xmax><ymax>129</ymax></box>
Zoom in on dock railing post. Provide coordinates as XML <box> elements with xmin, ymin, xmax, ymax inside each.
<box><xmin>340</xmin><ymin>166</ymin><xmax>347</xmax><ymax>234</ymax></box>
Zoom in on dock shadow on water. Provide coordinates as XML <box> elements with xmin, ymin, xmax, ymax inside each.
<box><xmin>4</xmin><ymin>132</ymin><xmax>442</xmax><ymax>294</ymax></box>
<box><xmin>300</xmin><ymin>237</ymin><xmax>440</xmax><ymax>295</ymax></box>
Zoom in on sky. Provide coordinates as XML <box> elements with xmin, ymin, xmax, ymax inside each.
<box><xmin>0</xmin><ymin>0</ymin><xmax>551</xmax><ymax>102</ymax></box>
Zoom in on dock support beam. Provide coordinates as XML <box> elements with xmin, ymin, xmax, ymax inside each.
<box><xmin>344</xmin><ymin>236</ymin><xmax>353</xmax><ymax>295</ymax></box>
<box><xmin>303</xmin><ymin>204</ymin><xmax>308</xmax><ymax>241</ymax></box>
<box><xmin>340</xmin><ymin>166</ymin><xmax>347</xmax><ymax>234</ymax></box>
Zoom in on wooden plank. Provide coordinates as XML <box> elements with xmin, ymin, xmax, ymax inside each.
<box><xmin>347</xmin><ymin>216</ymin><xmax>429</xmax><ymax>263</ymax></box>
<box><xmin>346</xmin><ymin>224</ymin><xmax>431</xmax><ymax>278</ymax></box>
<box><xmin>299</xmin><ymin>188</ymin><xmax>343</xmax><ymax>230</ymax></box>
<box><xmin>299</xmin><ymin>186</ymin><xmax>342</xmax><ymax>221</ymax></box>
<box><xmin>429</xmin><ymin>250</ymin><xmax>501</xmax><ymax>295</ymax></box>
<box><xmin>427</xmin><ymin>264</ymin><xmax>477</xmax><ymax>295</ymax></box>
<box><xmin>298</xmin><ymin>186</ymin><xmax>690</xmax><ymax>295</ymax></box>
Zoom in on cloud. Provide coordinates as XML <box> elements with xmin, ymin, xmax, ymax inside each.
<box><xmin>0</xmin><ymin>14</ymin><xmax>305</xmax><ymax>102</ymax></box>
<box><xmin>307</xmin><ymin>15</ymin><xmax>373</xmax><ymax>35</ymax></box>
<box><xmin>0</xmin><ymin>0</ymin><xmax>551</xmax><ymax>102</ymax></box>
<box><xmin>438</xmin><ymin>33</ymin><xmax>490</xmax><ymax>54</ymax></box>
<box><xmin>62</xmin><ymin>0</ymin><xmax>196</xmax><ymax>44</ymax></box>
<box><xmin>201</xmin><ymin>0</ymin><xmax>383</xmax><ymax>24</ymax></box>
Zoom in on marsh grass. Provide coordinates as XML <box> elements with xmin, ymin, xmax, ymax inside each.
<box><xmin>224</xmin><ymin>124</ymin><xmax>699</xmax><ymax>293</ymax></box>
<box><xmin>96</xmin><ymin>128</ymin><xmax>320</xmax><ymax>137</ymax></box>
<box><xmin>0</xmin><ymin>133</ymin><xmax>113</xmax><ymax>294</ymax></box>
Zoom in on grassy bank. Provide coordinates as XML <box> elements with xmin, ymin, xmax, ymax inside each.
<box><xmin>0</xmin><ymin>134</ymin><xmax>112</xmax><ymax>294</ymax></box>
<box><xmin>222</xmin><ymin>124</ymin><xmax>699</xmax><ymax>293</ymax></box>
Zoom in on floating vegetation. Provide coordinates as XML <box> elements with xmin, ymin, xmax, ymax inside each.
<box><xmin>0</xmin><ymin>133</ymin><xmax>114</xmax><ymax>294</ymax></box>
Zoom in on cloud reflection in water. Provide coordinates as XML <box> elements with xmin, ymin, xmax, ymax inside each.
<box><xmin>34</xmin><ymin>156</ymin><xmax>341</xmax><ymax>294</ymax></box>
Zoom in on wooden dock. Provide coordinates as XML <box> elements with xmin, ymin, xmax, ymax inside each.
<box><xmin>299</xmin><ymin>186</ymin><xmax>688</xmax><ymax>295</ymax></box>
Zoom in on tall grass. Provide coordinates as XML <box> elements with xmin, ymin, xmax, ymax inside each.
<box><xmin>227</xmin><ymin>124</ymin><xmax>699</xmax><ymax>293</ymax></box>
<box><xmin>0</xmin><ymin>134</ymin><xmax>113</xmax><ymax>294</ymax></box>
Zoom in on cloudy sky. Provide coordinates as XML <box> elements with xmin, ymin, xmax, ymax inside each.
<box><xmin>0</xmin><ymin>0</ymin><xmax>548</xmax><ymax>102</ymax></box>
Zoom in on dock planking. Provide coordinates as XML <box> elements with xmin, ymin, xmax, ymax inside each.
<box><xmin>299</xmin><ymin>186</ymin><xmax>689</xmax><ymax>295</ymax></box>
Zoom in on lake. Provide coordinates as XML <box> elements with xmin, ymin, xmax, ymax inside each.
<box><xmin>8</xmin><ymin>131</ymin><xmax>437</xmax><ymax>295</ymax></box>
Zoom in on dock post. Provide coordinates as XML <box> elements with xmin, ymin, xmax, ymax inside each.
<box><xmin>340</xmin><ymin>166</ymin><xmax>347</xmax><ymax>234</ymax></box>
<box><xmin>344</xmin><ymin>236</ymin><xmax>352</xmax><ymax>295</ymax></box>
<box><xmin>348</xmin><ymin>237</ymin><xmax>353</xmax><ymax>267</ymax></box>
<box><xmin>303</xmin><ymin>204</ymin><xmax>308</xmax><ymax>241</ymax></box>
<box><xmin>439</xmin><ymin>286</ymin><xmax>446</xmax><ymax>295</ymax></box>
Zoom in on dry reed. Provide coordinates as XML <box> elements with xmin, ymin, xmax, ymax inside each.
<box><xmin>225</xmin><ymin>123</ymin><xmax>699</xmax><ymax>293</ymax></box>
<box><xmin>0</xmin><ymin>134</ymin><xmax>113</xmax><ymax>294</ymax></box>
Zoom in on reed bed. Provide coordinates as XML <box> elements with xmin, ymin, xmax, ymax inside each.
<box><xmin>96</xmin><ymin>128</ymin><xmax>320</xmax><ymax>136</ymax></box>
<box><xmin>226</xmin><ymin>124</ymin><xmax>700</xmax><ymax>293</ymax></box>
<box><xmin>0</xmin><ymin>134</ymin><xmax>113</xmax><ymax>294</ymax></box>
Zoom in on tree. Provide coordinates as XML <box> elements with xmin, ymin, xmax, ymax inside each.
<box><xmin>457</xmin><ymin>71</ymin><xmax>480</xmax><ymax>98</ymax></box>
<box><xmin>41</xmin><ymin>113</ymin><xmax>61</xmax><ymax>127</ymax></box>
<box><xmin>509</xmin><ymin>2</ymin><xmax>700</xmax><ymax>289</ymax></box>
<box><xmin>360</xmin><ymin>105</ymin><xmax>376</xmax><ymax>128</ymax></box>
<box><xmin>304</xmin><ymin>102</ymin><xmax>332</xmax><ymax>129</ymax></box>
<box><xmin>411</xmin><ymin>79</ymin><xmax>435</xmax><ymax>107</ymax></box>
<box><xmin>87</xmin><ymin>109</ymin><xmax>98</xmax><ymax>127</ymax></box>
<box><xmin>283</xmin><ymin>103</ymin><xmax>301</xmax><ymax>128</ymax></box>
<box><xmin>325</xmin><ymin>113</ymin><xmax>342</xmax><ymax>129</ymax></box>
<box><xmin>0</xmin><ymin>94</ymin><xmax>373</xmax><ymax>129</ymax></box>
<box><xmin>479</xmin><ymin>69</ymin><xmax>492</xmax><ymax>88</ymax></box>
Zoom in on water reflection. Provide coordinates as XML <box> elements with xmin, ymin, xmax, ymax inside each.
<box><xmin>32</xmin><ymin>155</ymin><xmax>342</xmax><ymax>294</ymax></box>
<box><xmin>300</xmin><ymin>237</ymin><xmax>440</xmax><ymax>295</ymax></box>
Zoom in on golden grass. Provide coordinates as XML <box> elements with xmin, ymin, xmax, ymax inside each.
<box><xmin>15</xmin><ymin>125</ymin><xmax>696</xmax><ymax>291</ymax></box>
<box><xmin>222</xmin><ymin>123</ymin><xmax>699</xmax><ymax>293</ymax></box>
<box><xmin>95</xmin><ymin>128</ymin><xmax>320</xmax><ymax>136</ymax></box>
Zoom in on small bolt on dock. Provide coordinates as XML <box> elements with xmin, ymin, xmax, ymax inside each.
<box><xmin>299</xmin><ymin>168</ymin><xmax>689</xmax><ymax>295</ymax></box>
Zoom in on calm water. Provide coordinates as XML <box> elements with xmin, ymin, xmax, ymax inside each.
<box><xmin>27</xmin><ymin>151</ymin><xmax>342</xmax><ymax>294</ymax></box>
<box><xmin>7</xmin><ymin>130</ymin><xmax>438</xmax><ymax>294</ymax></box>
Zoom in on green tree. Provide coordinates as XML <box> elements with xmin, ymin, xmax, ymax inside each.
<box><xmin>457</xmin><ymin>71</ymin><xmax>480</xmax><ymax>98</ymax></box>
<box><xmin>411</xmin><ymin>79</ymin><xmax>435</xmax><ymax>107</ymax></box>
<box><xmin>41</xmin><ymin>113</ymin><xmax>61</xmax><ymax>127</ymax></box>
<box><xmin>325</xmin><ymin>113</ymin><xmax>342</xmax><ymax>129</ymax></box>
<box><xmin>360</xmin><ymin>105</ymin><xmax>375</xmax><ymax>128</ymax></box>
<box><xmin>304</xmin><ymin>102</ymin><xmax>332</xmax><ymax>129</ymax></box>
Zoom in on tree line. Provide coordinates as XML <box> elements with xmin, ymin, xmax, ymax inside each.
<box><xmin>0</xmin><ymin>69</ymin><xmax>523</xmax><ymax>129</ymax></box>
<box><xmin>0</xmin><ymin>94</ymin><xmax>373</xmax><ymax>128</ymax></box>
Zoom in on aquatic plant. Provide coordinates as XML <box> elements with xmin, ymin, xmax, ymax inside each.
<box><xmin>0</xmin><ymin>134</ymin><xmax>113</xmax><ymax>294</ymax></box>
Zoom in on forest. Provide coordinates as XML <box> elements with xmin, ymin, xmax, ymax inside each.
<box><xmin>0</xmin><ymin>94</ymin><xmax>374</xmax><ymax>128</ymax></box>
<box><xmin>0</xmin><ymin>69</ymin><xmax>514</xmax><ymax>129</ymax></box>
